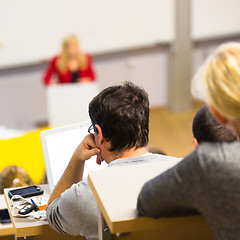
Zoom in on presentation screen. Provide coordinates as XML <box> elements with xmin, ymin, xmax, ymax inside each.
<box><xmin>0</xmin><ymin>0</ymin><xmax>174</xmax><ymax>68</ymax></box>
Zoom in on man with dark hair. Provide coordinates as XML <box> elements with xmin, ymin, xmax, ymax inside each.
<box><xmin>192</xmin><ymin>105</ymin><xmax>237</xmax><ymax>147</ymax></box>
<box><xmin>46</xmin><ymin>82</ymin><xmax>177</xmax><ymax>240</ymax></box>
<box><xmin>88</xmin><ymin>82</ymin><xmax>149</xmax><ymax>156</ymax></box>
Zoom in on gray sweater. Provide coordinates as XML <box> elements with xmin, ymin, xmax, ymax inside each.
<box><xmin>47</xmin><ymin>153</ymin><xmax>179</xmax><ymax>240</ymax></box>
<box><xmin>137</xmin><ymin>142</ymin><xmax>240</xmax><ymax>240</ymax></box>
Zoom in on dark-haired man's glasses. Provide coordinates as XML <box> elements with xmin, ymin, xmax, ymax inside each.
<box><xmin>88</xmin><ymin>124</ymin><xmax>94</xmax><ymax>134</ymax></box>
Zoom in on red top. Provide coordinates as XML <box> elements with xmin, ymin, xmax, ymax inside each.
<box><xmin>43</xmin><ymin>54</ymin><xmax>96</xmax><ymax>85</ymax></box>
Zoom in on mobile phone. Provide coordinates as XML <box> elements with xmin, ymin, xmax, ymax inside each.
<box><xmin>8</xmin><ymin>185</ymin><xmax>44</xmax><ymax>199</ymax></box>
<box><xmin>0</xmin><ymin>209</ymin><xmax>11</xmax><ymax>223</ymax></box>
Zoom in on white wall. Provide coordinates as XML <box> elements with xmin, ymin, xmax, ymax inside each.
<box><xmin>0</xmin><ymin>0</ymin><xmax>174</xmax><ymax>68</ymax></box>
<box><xmin>2</xmin><ymin>0</ymin><xmax>240</xmax><ymax>68</ymax></box>
<box><xmin>94</xmin><ymin>48</ymin><xmax>169</xmax><ymax>107</ymax></box>
<box><xmin>1</xmin><ymin>36</ymin><xmax>240</xmax><ymax>130</ymax></box>
<box><xmin>0</xmin><ymin>69</ymin><xmax>47</xmax><ymax>129</ymax></box>
<box><xmin>0</xmin><ymin>47</ymin><xmax>169</xmax><ymax>129</ymax></box>
<box><xmin>192</xmin><ymin>0</ymin><xmax>240</xmax><ymax>40</ymax></box>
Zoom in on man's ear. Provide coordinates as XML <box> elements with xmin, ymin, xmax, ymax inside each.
<box><xmin>208</xmin><ymin>105</ymin><xmax>227</xmax><ymax>125</ymax></box>
<box><xmin>95</xmin><ymin>124</ymin><xmax>104</xmax><ymax>145</ymax></box>
<box><xmin>193</xmin><ymin>138</ymin><xmax>199</xmax><ymax>148</ymax></box>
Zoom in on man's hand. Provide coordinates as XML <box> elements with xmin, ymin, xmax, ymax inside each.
<box><xmin>48</xmin><ymin>134</ymin><xmax>101</xmax><ymax>205</ymax></box>
<box><xmin>73</xmin><ymin>134</ymin><xmax>101</xmax><ymax>162</ymax></box>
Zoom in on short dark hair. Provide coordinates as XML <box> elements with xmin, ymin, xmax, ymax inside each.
<box><xmin>89</xmin><ymin>82</ymin><xmax>149</xmax><ymax>153</ymax></box>
<box><xmin>192</xmin><ymin>105</ymin><xmax>237</xmax><ymax>143</ymax></box>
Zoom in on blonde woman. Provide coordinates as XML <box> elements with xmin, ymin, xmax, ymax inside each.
<box><xmin>137</xmin><ymin>43</ymin><xmax>240</xmax><ymax>240</ymax></box>
<box><xmin>43</xmin><ymin>35</ymin><xmax>96</xmax><ymax>85</ymax></box>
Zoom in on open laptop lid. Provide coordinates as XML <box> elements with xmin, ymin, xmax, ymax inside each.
<box><xmin>40</xmin><ymin>122</ymin><xmax>107</xmax><ymax>192</ymax></box>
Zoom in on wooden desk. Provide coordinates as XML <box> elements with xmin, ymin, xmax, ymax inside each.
<box><xmin>4</xmin><ymin>184</ymin><xmax>50</xmax><ymax>238</ymax></box>
<box><xmin>4</xmin><ymin>185</ymin><xmax>84</xmax><ymax>240</ymax></box>
<box><xmin>88</xmin><ymin>161</ymin><xmax>214</xmax><ymax>240</ymax></box>
<box><xmin>0</xmin><ymin>194</ymin><xmax>14</xmax><ymax>237</ymax></box>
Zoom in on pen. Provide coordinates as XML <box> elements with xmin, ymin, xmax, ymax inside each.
<box><xmin>30</xmin><ymin>198</ymin><xmax>39</xmax><ymax>211</ymax></box>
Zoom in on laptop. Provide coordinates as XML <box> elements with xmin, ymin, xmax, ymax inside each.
<box><xmin>40</xmin><ymin>122</ymin><xmax>107</xmax><ymax>192</ymax></box>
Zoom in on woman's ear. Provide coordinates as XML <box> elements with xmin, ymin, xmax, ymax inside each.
<box><xmin>95</xmin><ymin>124</ymin><xmax>104</xmax><ymax>145</ymax></box>
<box><xmin>208</xmin><ymin>105</ymin><xmax>228</xmax><ymax>125</ymax></box>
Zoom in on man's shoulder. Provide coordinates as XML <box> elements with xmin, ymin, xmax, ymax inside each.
<box><xmin>61</xmin><ymin>179</ymin><xmax>94</xmax><ymax>202</ymax></box>
<box><xmin>109</xmin><ymin>153</ymin><xmax>181</xmax><ymax>167</ymax></box>
<box><xmin>151</xmin><ymin>153</ymin><xmax>181</xmax><ymax>161</ymax></box>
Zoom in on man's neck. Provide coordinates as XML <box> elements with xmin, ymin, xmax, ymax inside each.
<box><xmin>106</xmin><ymin>147</ymin><xmax>149</xmax><ymax>164</ymax></box>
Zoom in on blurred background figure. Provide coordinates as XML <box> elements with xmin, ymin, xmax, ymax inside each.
<box><xmin>0</xmin><ymin>166</ymin><xmax>33</xmax><ymax>194</ymax></box>
<box><xmin>192</xmin><ymin>105</ymin><xmax>238</xmax><ymax>148</ymax></box>
<box><xmin>43</xmin><ymin>35</ymin><xmax>96</xmax><ymax>85</ymax></box>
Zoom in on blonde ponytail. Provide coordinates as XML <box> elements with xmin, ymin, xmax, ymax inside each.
<box><xmin>202</xmin><ymin>42</ymin><xmax>240</xmax><ymax>119</ymax></box>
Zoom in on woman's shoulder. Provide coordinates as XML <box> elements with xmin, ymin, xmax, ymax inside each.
<box><xmin>48</xmin><ymin>56</ymin><xmax>60</xmax><ymax>70</ymax></box>
<box><xmin>197</xmin><ymin>141</ymin><xmax>240</xmax><ymax>171</ymax></box>
<box><xmin>84</xmin><ymin>53</ymin><xmax>92</xmax><ymax>61</ymax></box>
<box><xmin>51</xmin><ymin>55</ymin><xmax>60</xmax><ymax>63</ymax></box>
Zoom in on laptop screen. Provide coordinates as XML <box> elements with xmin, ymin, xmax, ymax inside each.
<box><xmin>41</xmin><ymin>123</ymin><xmax>107</xmax><ymax>192</ymax></box>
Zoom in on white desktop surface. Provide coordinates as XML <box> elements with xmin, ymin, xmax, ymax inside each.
<box><xmin>88</xmin><ymin>160</ymin><xmax>179</xmax><ymax>223</ymax></box>
<box><xmin>88</xmin><ymin>160</ymin><xmax>212</xmax><ymax>236</ymax></box>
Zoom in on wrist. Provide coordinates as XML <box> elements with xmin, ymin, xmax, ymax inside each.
<box><xmin>71</xmin><ymin>152</ymin><xmax>86</xmax><ymax>164</ymax></box>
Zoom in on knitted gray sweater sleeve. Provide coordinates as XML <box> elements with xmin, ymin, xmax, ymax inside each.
<box><xmin>137</xmin><ymin>150</ymin><xmax>201</xmax><ymax>218</ymax></box>
<box><xmin>137</xmin><ymin>142</ymin><xmax>240</xmax><ymax>240</ymax></box>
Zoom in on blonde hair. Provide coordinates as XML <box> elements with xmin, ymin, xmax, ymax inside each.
<box><xmin>0</xmin><ymin>166</ymin><xmax>33</xmax><ymax>193</ymax></box>
<box><xmin>57</xmin><ymin>35</ymin><xmax>87</xmax><ymax>73</ymax></box>
<box><xmin>202</xmin><ymin>42</ymin><xmax>240</xmax><ymax>119</ymax></box>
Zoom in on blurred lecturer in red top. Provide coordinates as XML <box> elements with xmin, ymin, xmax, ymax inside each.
<box><xmin>43</xmin><ymin>35</ymin><xmax>96</xmax><ymax>85</ymax></box>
